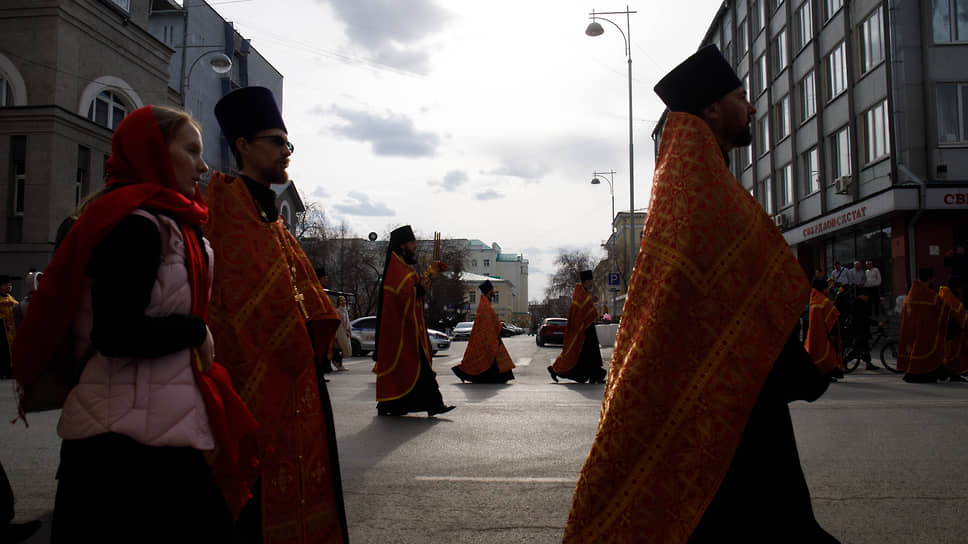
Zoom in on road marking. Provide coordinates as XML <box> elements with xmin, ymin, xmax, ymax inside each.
<box><xmin>415</xmin><ymin>476</ymin><xmax>576</xmax><ymax>484</ymax></box>
<box><xmin>516</xmin><ymin>357</ymin><xmax>532</xmax><ymax>367</ymax></box>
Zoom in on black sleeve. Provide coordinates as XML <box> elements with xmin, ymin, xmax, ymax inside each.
<box><xmin>759</xmin><ymin>324</ymin><xmax>830</xmax><ymax>405</ymax></box>
<box><xmin>415</xmin><ymin>283</ymin><xmax>426</xmax><ymax>298</ymax></box>
<box><xmin>88</xmin><ymin>214</ymin><xmax>207</xmax><ymax>359</ymax></box>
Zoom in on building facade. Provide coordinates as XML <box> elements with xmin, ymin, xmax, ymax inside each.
<box><xmin>460</xmin><ymin>271</ymin><xmax>515</xmax><ymax>324</ymax></box>
<box><xmin>461</xmin><ymin>239</ymin><xmax>529</xmax><ymax>323</ymax></box>
<box><xmin>0</xmin><ymin>0</ymin><xmax>294</xmax><ymax>294</ymax></box>
<box><xmin>603</xmin><ymin>211</ymin><xmax>646</xmax><ymax>318</ymax></box>
<box><xmin>676</xmin><ymin>0</ymin><xmax>968</xmax><ymax>308</ymax></box>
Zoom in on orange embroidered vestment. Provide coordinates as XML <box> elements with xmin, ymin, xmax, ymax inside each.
<box><xmin>373</xmin><ymin>252</ymin><xmax>433</xmax><ymax>401</ymax></box>
<box><xmin>551</xmin><ymin>284</ymin><xmax>597</xmax><ymax>374</ymax></box>
<box><xmin>897</xmin><ymin>280</ymin><xmax>949</xmax><ymax>375</ymax></box>
<box><xmin>203</xmin><ymin>172</ymin><xmax>344</xmax><ymax>544</ymax></box>
<box><xmin>457</xmin><ymin>294</ymin><xmax>514</xmax><ymax>375</ymax></box>
<box><xmin>562</xmin><ymin>112</ymin><xmax>810</xmax><ymax>544</ymax></box>
<box><xmin>804</xmin><ymin>288</ymin><xmax>842</xmax><ymax>374</ymax></box>
<box><xmin>0</xmin><ymin>293</ymin><xmax>18</xmax><ymax>360</ymax></box>
<box><xmin>939</xmin><ymin>286</ymin><xmax>968</xmax><ymax>375</ymax></box>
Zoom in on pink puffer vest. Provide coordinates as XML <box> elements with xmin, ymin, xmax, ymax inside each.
<box><xmin>58</xmin><ymin>210</ymin><xmax>215</xmax><ymax>450</ymax></box>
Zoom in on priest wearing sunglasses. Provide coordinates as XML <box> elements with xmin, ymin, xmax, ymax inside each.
<box><xmin>205</xmin><ymin>87</ymin><xmax>349</xmax><ymax>543</ymax></box>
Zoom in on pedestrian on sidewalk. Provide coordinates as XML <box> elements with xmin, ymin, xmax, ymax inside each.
<box><xmin>563</xmin><ymin>45</ymin><xmax>836</xmax><ymax>544</ymax></box>
<box><xmin>334</xmin><ymin>296</ymin><xmax>352</xmax><ymax>371</ymax></box>
<box><xmin>12</xmin><ymin>105</ymin><xmax>257</xmax><ymax>542</ymax></box>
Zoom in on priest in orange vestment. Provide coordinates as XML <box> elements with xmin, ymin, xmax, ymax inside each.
<box><xmin>940</xmin><ymin>277</ymin><xmax>967</xmax><ymax>380</ymax></box>
<box><xmin>452</xmin><ymin>280</ymin><xmax>515</xmax><ymax>384</ymax></box>
<box><xmin>898</xmin><ymin>269</ymin><xmax>951</xmax><ymax>383</ymax></box>
<box><xmin>805</xmin><ymin>278</ymin><xmax>843</xmax><ymax>378</ymax></box>
<box><xmin>208</xmin><ymin>87</ymin><xmax>348</xmax><ymax>544</ymax></box>
<box><xmin>547</xmin><ymin>270</ymin><xmax>605</xmax><ymax>384</ymax></box>
<box><xmin>563</xmin><ymin>46</ymin><xmax>836</xmax><ymax>544</ymax></box>
<box><xmin>373</xmin><ymin>225</ymin><xmax>454</xmax><ymax>417</ymax></box>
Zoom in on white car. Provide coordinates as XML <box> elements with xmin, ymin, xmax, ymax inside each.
<box><xmin>351</xmin><ymin>316</ymin><xmax>450</xmax><ymax>356</ymax></box>
<box><xmin>452</xmin><ymin>321</ymin><xmax>474</xmax><ymax>341</ymax></box>
<box><xmin>428</xmin><ymin>329</ymin><xmax>451</xmax><ymax>354</ymax></box>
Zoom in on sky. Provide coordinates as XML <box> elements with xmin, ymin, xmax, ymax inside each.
<box><xmin>206</xmin><ymin>0</ymin><xmax>725</xmax><ymax>300</ymax></box>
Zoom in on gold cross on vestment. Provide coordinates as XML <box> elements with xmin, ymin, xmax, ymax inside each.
<box><xmin>294</xmin><ymin>287</ymin><xmax>309</xmax><ymax>319</ymax></box>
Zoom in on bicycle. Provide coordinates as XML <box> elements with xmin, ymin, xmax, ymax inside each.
<box><xmin>842</xmin><ymin>321</ymin><xmax>901</xmax><ymax>373</ymax></box>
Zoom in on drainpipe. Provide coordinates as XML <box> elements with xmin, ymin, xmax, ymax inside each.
<box><xmin>178</xmin><ymin>7</ymin><xmax>188</xmax><ymax>104</ymax></box>
<box><xmin>898</xmin><ymin>163</ymin><xmax>925</xmax><ymax>284</ymax></box>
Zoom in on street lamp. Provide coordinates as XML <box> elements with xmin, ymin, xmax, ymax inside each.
<box><xmin>181</xmin><ymin>49</ymin><xmax>233</xmax><ymax>107</ymax></box>
<box><xmin>591</xmin><ymin>170</ymin><xmax>617</xmax><ymax>318</ymax></box>
<box><xmin>585</xmin><ymin>6</ymin><xmax>637</xmax><ymax>287</ymax></box>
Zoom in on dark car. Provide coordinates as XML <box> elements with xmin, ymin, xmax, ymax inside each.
<box><xmin>536</xmin><ymin>318</ymin><xmax>567</xmax><ymax>346</ymax></box>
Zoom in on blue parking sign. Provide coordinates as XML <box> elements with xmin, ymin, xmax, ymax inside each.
<box><xmin>607</xmin><ymin>272</ymin><xmax>620</xmax><ymax>287</ymax></box>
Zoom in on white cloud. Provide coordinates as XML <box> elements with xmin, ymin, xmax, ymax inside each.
<box><xmin>475</xmin><ymin>189</ymin><xmax>503</xmax><ymax>201</ymax></box>
<box><xmin>333</xmin><ymin>192</ymin><xmax>395</xmax><ymax>216</ymax></box>
<box><xmin>330</xmin><ymin>107</ymin><xmax>439</xmax><ymax>157</ymax></box>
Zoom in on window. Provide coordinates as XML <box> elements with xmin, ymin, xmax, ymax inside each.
<box><xmin>802</xmin><ymin>146</ymin><xmax>821</xmax><ymax>195</ymax></box>
<box><xmin>775</xmin><ymin>95</ymin><xmax>791</xmax><ymax>140</ymax></box>
<box><xmin>492</xmin><ymin>291</ymin><xmax>500</xmax><ymax>304</ymax></box>
<box><xmin>824</xmin><ymin>0</ymin><xmax>844</xmax><ymax>21</ymax></box>
<box><xmin>859</xmin><ymin>7</ymin><xmax>885</xmax><ymax>74</ymax></box>
<box><xmin>778</xmin><ymin>163</ymin><xmax>794</xmax><ymax>207</ymax></box>
<box><xmin>109</xmin><ymin>0</ymin><xmax>130</xmax><ymax>11</ymax></box>
<box><xmin>937</xmin><ymin>82</ymin><xmax>968</xmax><ymax>143</ymax></box>
<box><xmin>484</xmin><ymin>259</ymin><xmax>490</xmax><ymax>267</ymax></box>
<box><xmin>825</xmin><ymin>42</ymin><xmax>847</xmax><ymax>101</ymax></box>
<box><xmin>756</xmin><ymin>54</ymin><xmax>768</xmax><ymax>96</ymax></box>
<box><xmin>738</xmin><ymin>140</ymin><xmax>753</xmax><ymax>170</ymax></box>
<box><xmin>738</xmin><ymin>19</ymin><xmax>749</xmax><ymax>55</ymax></box>
<box><xmin>76</xmin><ymin>146</ymin><xmax>90</xmax><ymax>205</ymax></box>
<box><xmin>0</xmin><ymin>74</ymin><xmax>13</xmax><ymax>107</ymax></box>
<box><xmin>932</xmin><ymin>0</ymin><xmax>968</xmax><ymax>43</ymax></box>
<box><xmin>760</xmin><ymin>177</ymin><xmax>774</xmax><ymax>214</ymax></box>
<box><xmin>830</xmin><ymin>126</ymin><xmax>851</xmax><ymax>180</ymax></box>
<box><xmin>862</xmin><ymin>100</ymin><xmax>890</xmax><ymax>163</ymax></box>
<box><xmin>799</xmin><ymin>70</ymin><xmax>817</xmax><ymax>122</ymax></box>
<box><xmin>794</xmin><ymin>1</ymin><xmax>814</xmax><ymax>51</ymax></box>
<box><xmin>754</xmin><ymin>0</ymin><xmax>767</xmax><ymax>32</ymax></box>
<box><xmin>774</xmin><ymin>0</ymin><xmax>784</xmax><ymax>10</ymax></box>
<box><xmin>11</xmin><ymin>136</ymin><xmax>26</xmax><ymax>216</ymax></box>
<box><xmin>471</xmin><ymin>259</ymin><xmax>477</xmax><ymax>267</ymax></box>
<box><xmin>469</xmin><ymin>291</ymin><xmax>476</xmax><ymax>303</ymax></box>
<box><xmin>772</xmin><ymin>29</ymin><xmax>789</xmax><ymax>74</ymax></box>
<box><xmin>87</xmin><ymin>90</ymin><xmax>129</xmax><ymax>130</ymax></box>
<box><xmin>758</xmin><ymin>116</ymin><xmax>771</xmax><ymax>155</ymax></box>
<box><xmin>743</xmin><ymin>74</ymin><xmax>751</xmax><ymax>97</ymax></box>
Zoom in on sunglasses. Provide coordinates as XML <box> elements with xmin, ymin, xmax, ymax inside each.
<box><xmin>249</xmin><ymin>135</ymin><xmax>294</xmax><ymax>153</ymax></box>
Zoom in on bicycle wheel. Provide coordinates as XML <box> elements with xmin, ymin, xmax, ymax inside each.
<box><xmin>842</xmin><ymin>348</ymin><xmax>861</xmax><ymax>373</ymax></box>
<box><xmin>880</xmin><ymin>341</ymin><xmax>902</xmax><ymax>373</ymax></box>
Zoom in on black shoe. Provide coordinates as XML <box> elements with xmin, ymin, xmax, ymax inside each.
<box><xmin>903</xmin><ymin>372</ymin><xmax>939</xmax><ymax>384</ymax></box>
<box><xmin>547</xmin><ymin>366</ymin><xmax>558</xmax><ymax>383</ymax></box>
<box><xmin>378</xmin><ymin>408</ymin><xmax>404</xmax><ymax>416</ymax></box>
<box><xmin>451</xmin><ymin>366</ymin><xmax>467</xmax><ymax>383</ymax></box>
<box><xmin>428</xmin><ymin>404</ymin><xmax>455</xmax><ymax>417</ymax></box>
<box><xmin>829</xmin><ymin>368</ymin><xmax>844</xmax><ymax>379</ymax></box>
<box><xmin>949</xmin><ymin>375</ymin><xmax>967</xmax><ymax>383</ymax></box>
<box><xmin>2</xmin><ymin>520</ymin><xmax>42</xmax><ymax>543</ymax></box>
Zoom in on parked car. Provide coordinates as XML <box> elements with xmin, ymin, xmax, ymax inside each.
<box><xmin>428</xmin><ymin>329</ymin><xmax>451</xmax><ymax>354</ymax></box>
<box><xmin>350</xmin><ymin>316</ymin><xmax>377</xmax><ymax>356</ymax></box>
<box><xmin>452</xmin><ymin>321</ymin><xmax>474</xmax><ymax>341</ymax></box>
<box><xmin>536</xmin><ymin>318</ymin><xmax>567</xmax><ymax>346</ymax></box>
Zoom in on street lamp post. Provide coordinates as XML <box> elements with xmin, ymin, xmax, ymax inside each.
<box><xmin>586</xmin><ymin>6</ymin><xmax>637</xmax><ymax>286</ymax></box>
<box><xmin>181</xmin><ymin>49</ymin><xmax>233</xmax><ymax>110</ymax></box>
<box><xmin>591</xmin><ymin>170</ymin><xmax>617</xmax><ymax>317</ymax></box>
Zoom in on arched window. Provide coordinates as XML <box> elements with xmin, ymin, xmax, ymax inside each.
<box><xmin>279</xmin><ymin>200</ymin><xmax>292</xmax><ymax>226</ymax></box>
<box><xmin>0</xmin><ymin>76</ymin><xmax>13</xmax><ymax>107</ymax></box>
<box><xmin>87</xmin><ymin>90</ymin><xmax>130</xmax><ymax>130</ymax></box>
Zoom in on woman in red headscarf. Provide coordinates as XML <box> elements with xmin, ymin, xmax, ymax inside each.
<box><xmin>12</xmin><ymin>105</ymin><xmax>256</xmax><ymax>542</ymax></box>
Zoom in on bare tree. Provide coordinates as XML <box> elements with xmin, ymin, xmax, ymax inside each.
<box><xmin>546</xmin><ymin>249</ymin><xmax>593</xmax><ymax>300</ymax></box>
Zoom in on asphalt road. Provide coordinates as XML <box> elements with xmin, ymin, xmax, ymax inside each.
<box><xmin>2</xmin><ymin>335</ymin><xmax>967</xmax><ymax>543</ymax></box>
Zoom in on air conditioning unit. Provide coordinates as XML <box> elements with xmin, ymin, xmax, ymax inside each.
<box><xmin>834</xmin><ymin>175</ymin><xmax>852</xmax><ymax>194</ymax></box>
<box><xmin>773</xmin><ymin>214</ymin><xmax>788</xmax><ymax>229</ymax></box>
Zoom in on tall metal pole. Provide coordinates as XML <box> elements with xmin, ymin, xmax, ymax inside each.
<box><xmin>625</xmin><ymin>7</ymin><xmax>635</xmax><ymax>288</ymax></box>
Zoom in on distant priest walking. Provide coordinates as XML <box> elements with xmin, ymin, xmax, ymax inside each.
<box><xmin>452</xmin><ymin>280</ymin><xmax>515</xmax><ymax>384</ymax></box>
<box><xmin>547</xmin><ymin>270</ymin><xmax>605</xmax><ymax>384</ymax></box>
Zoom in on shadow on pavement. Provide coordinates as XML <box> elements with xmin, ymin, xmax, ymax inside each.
<box><xmin>557</xmin><ymin>382</ymin><xmax>606</xmax><ymax>401</ymax></box>
<box><xmin>338</xmin><ymin>415</ymin><xmax>443</xmax><ymax>469</ymax></box>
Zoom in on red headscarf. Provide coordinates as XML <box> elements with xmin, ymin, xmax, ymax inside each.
<box><xmin>12</xmin><ymin>106</ymin><xmax>256</xmax><ymax>498</ymax></box>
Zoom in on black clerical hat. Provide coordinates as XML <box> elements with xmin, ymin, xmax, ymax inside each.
<box><xmin>811</xmin><ymin>278</ymin><xmax>828</xmax><ymax>291</ymax></box>
<box><xmin>214</xmin><ymin>87</ymin><xmax>287</xmax><ymax>150</ymax></box>
<box><xmin>579</xmin><ymin>270</ymin><xmax>593</xmax><ymax>282</ymax></box>
<box><xmin>390</xmin><ymin>225</ymin><xmax>416</xmax><ymax>249</ymax></box>
<box><xmin>654</xmin><ymin>45</ymin><xmax>742</xmax><ymax>115</ymax></box>
<box><xmin>479</xmin><ymin>280</ymin><xmax>493</xmax><ymax>295</ymax></box>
